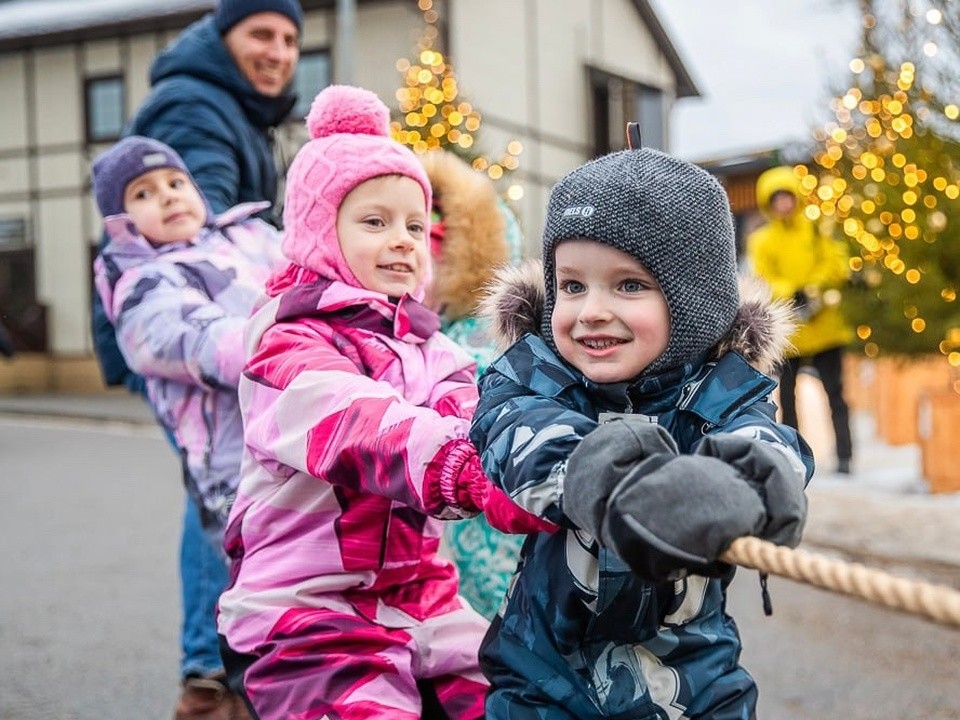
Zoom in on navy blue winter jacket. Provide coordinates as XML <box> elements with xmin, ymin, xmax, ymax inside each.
<box><xmin>468</xmin><ymin>266</ymin><xmax>814</xmax><ymax>719</ymax></box>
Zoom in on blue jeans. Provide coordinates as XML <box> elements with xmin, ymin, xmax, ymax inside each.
<box><xmin>179</xmin><ymin>495</ymin><xmax>229</xmax><ymax>679</ymax></box>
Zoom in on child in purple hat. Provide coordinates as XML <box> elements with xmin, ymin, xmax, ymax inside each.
<box><xmin>91</xmin><ymin>135</ymin><xmax>286</xmax><ymax>718</ymax></box>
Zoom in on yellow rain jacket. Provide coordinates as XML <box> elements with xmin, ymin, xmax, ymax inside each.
<box><xmin>747</xmin><ymin>166</ymin><xmax>853</xmax><ymax>356</ymax></box>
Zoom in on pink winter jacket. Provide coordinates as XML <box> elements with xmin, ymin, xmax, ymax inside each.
<box><xmin>218</xmin><ymin>264</ymin><xmax>484</xmax><ymax>649</ymax></box>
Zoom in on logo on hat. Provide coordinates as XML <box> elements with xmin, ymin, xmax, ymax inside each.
<box><xmin>142</xmin><ymin>152</ymin><xmax>168</xmax><ymax>168</ymax></box>
<box><xmin>562</xmin><ymin>205</ymin><xmax>595</xmax><ymax>218</ymax></box>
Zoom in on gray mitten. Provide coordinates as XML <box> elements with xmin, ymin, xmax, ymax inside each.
<box><xmin>600</xmin><ymin>455</ymin><xmax>767</xmax><ymax>582</ymax></box>
<box><xmin>563</xmin><ymin>418</ymin><xmax>678</xmax><ymax>537</ymax></box>
<box><xmin>696</xmin><ymin>433</ymin><xmax>807</xmax><ymax>547</ymax></box>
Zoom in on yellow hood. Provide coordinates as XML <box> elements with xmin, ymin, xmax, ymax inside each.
<box><xmin>756</xmin><ymin>166</ymin><xmax>802</xmax><ymax>220</ymax></box>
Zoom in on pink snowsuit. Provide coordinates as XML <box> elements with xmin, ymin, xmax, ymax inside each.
<box><xmin>217</xmin><ymin>264</ymin><xmax>489</xmax><ymax>719</ymax></box>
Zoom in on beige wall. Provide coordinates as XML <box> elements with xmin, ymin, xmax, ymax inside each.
<box><xmin>34</xmin><ymin>47</ymin><xmax>83</xmax><ymax>146</ymax></box>
<box><xmin>0</xmin><ymin>55</ymin><xmax>28</xmax><ymax>152</ymax></box>
<box><xmin>448</xmin><ymin>0</ymin><xmax>678</xmax><ymax>252</ymax></box>
<box><xmin>2</xmin><ymin>0</ymin><xmax>682</xmax><ymax>367</ymax></box>
<box><xmin>352</xmin><ymin>3</ymin><xmax>423</xmax><ymax>98</ymax></box>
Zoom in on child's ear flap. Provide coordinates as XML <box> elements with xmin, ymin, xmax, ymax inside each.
<box><xmin>626</xmin><ymin>122</ymin><xmax>642</xmax><ymax>150</ymax></box>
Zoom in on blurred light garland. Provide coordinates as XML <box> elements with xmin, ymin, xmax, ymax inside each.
<box><xmin>390</xmin><ymin>0</ymin><xmax>523</xmax><ymax>185</ymax></box>
<box><xmin>803</xmin><ymin>1</ymin><xmax>960</xmax><ymax>361</ymax></box>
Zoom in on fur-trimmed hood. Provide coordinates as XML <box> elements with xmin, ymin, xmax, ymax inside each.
<box><xmin>479</xmin><ymin>260</ymin><xmax>794</xmax><ymax>376</ymax></box>
<box><xmin>420</xmin><ymin>150</ymin><xmax>510</xmax><ymax>321</ymax></box>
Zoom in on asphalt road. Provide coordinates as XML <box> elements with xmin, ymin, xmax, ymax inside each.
<box><xmin>730</xmin><ymin>571</ymin><xmax>960</xmax><ymax>719</ymax></box>
<box><xmin>2</xmin><ymin>414</ymin><xmax>958</xmax><ymax>719</ymax></box>
<box><xmin>0</xmin><ymin>416</ymin><xmax>181</xmax><ymax>720</ymax></box>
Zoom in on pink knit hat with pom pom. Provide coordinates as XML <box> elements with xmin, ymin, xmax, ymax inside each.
<box><xmin>281</xmin><ymin>85</ymin><xmax>433</xmax><ymax>294</ymax></box>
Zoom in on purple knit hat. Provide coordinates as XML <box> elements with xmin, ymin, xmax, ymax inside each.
<box><xmin>91</xmin><ymin>136</ymin><xmax>210</xmax><ymax>221</ymax></box>
<box><xmin>281</xmin><ymin>85</ymin><xmax>433</xmax><ymax>296</ymax></box>
<box><xmin>214</xmin><ymin>0</ymin><xmax>303</xmax><ymax>34</ymax></box>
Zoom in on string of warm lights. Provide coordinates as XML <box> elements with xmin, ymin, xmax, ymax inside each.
<box><xmin>390</xmin><ymin>0</ymin><xmax>525</xmax><ymax>201</ymax></box>
<box><xmin>802</xmin><ymin>1</ymin><xmax>960</xmax><ymax>379</ymax></box>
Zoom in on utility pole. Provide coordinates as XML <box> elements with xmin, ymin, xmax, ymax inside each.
<box><xmin>336</xmin><ymin>0</ymin><xmax>356</xmax><ymax>84</ymax></box>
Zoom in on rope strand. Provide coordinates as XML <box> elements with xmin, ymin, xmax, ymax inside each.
<box><xmin>720</xmin><ymin>536</ymin><xmax>960</xmax><ymax>628</ymax></box>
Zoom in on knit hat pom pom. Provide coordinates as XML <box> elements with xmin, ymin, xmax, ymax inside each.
<box><xmin>306</xmin><ymin>85</ymin><xmax>390</xmax><ymax>140</ymax></box>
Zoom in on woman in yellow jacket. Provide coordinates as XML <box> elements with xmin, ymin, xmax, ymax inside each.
<box><xmin>747</xmin><ymin>166</ymin><xmax>854</xmax><ymax>473</ymax></box>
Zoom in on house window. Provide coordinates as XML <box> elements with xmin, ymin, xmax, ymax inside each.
<box><xmin>290</xmin><ymin>51</ymin><xmax>331</xmax><ymax>119</ymax></box>
<box><xmin>590</xmin><ymin>69</ymin><xmax>666</xmax><ymax>155</ymax></box>
<box><xmin>0</xmin><ymin>217</ymin><xmax>28</xmax><ymax>250</ymax></box>
<box><xmin>85</xmin><ymin>75</ymin><xmax>125</xmax><ymax>142</ymax></box>
<box><xmin>634</xmin><ymin>84</ymin><xmax>665</xmax><ymax>151</ymax></box>
<box><xmin>0</xmin><ymin>218</ymin><xmax>45</xmax><ymax>352</ymax></box>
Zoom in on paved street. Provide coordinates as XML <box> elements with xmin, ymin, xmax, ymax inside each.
<box><xmin>729</xmin><ymin>573</ymin><xmax>960</xmax><ymax>718</ymax></box>
<box><xmin>0</xmin><ymin>415</ymin><xmax>181</xmax><ymax>719</ymax></box>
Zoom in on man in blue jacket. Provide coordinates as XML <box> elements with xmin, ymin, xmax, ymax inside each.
<box><xmin>89</xmin><ymin>1</ymin><xmax>303</xmax><ymax>718</ymax></box>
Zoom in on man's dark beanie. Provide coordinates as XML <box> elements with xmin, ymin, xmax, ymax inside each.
<box><xmin>540</xmin><ymin>147</ymin><xmax>739</xmax><ymax>375</ymax></box>
<box><xmin>215</xmin><ymin>0</ymin><xmax>304</xmax><ymax>35</ymax></box>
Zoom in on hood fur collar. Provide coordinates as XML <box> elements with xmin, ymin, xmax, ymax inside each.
<box><xmin>420</xmin><ymin>151</ymin><xmax>509</xmax><ymax>321</ymax></box>
<box><xmin>479</xmin><ymin>260</ymin><xmax>794</xmax><ymax>375</ymax></box>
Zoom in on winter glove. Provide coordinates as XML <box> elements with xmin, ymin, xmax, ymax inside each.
<box><xmin>563</xmin><ymin>418</ymin><xmax>679</xmax><ymax>537</ymax></box>
<box><xmin>696</xmin><ymin>433</ymin><xmax>807</xmax><ymax>547</ymax></box>
<box><xmin>456</xmin><ymin>453</ymin><xmax>558</xmax><ymax>535</ymax></box>
<box><xmin>600</xmin><ymin>454</ymin><xmax>767</xmax><ymax>582</ymax></box>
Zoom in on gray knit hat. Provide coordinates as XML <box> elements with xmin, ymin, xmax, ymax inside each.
<box><xmin>214</xmin><ymin>0</ymin><xmax>304</xmax><ymax>35</ymax></box>
<box><xmin>541</xmin><ymin>147</ymin><xmax>738</xmax><ymax>375</ymax></box>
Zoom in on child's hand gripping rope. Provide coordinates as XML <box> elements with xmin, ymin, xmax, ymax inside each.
<box><xmin>563</xmin><ymin>417</ymin><xmax>806</xmax><ymax>583</ymax></box>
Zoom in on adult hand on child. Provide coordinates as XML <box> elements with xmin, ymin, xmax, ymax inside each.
<box><xmin>695</xmin><ymin>433</ymin><xmax>807</xmax><ymax>547</ymax></box>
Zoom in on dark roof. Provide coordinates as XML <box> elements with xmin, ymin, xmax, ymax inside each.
<box><xmin>0</xmin><ymin>0</ymin><xmax>700</xmax><ymax>100</ymax></box>
<box><xmin>0</xmin><ymin>0</ymin><xmax>332</xmax><ymax>51</ymax></box>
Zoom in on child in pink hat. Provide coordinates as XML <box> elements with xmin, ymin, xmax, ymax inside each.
<box><xmin>217</xmin><ymin>85</ymin><xmax>551</xmax><ymax>720</ymax></box>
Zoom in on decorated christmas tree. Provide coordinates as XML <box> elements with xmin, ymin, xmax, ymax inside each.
<box><xmin>389</xmin><ymin>0</ymin><xmax>522</xmax><ymax>197</ymax></box>
<box><xmin>802</xmin><ymin>0</ymin><xmax>960</xmax><ymax>362</ymax></box>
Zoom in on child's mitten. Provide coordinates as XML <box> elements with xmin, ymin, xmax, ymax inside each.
<box><xmin>695</xmin><ymin>433</ymin><xmax>807</xmax><ymax>547</ymax></box>
<box><xmin>601</xmin><ymin>454</ymin><xmax>767</xmax><ymax>582</ymax></box>
<box><xmin>562</xmin><ymin>418</ymin><xmax>679</xmax><ymax>537</ymax></box>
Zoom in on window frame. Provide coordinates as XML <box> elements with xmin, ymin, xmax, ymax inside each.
<box><xmin>84</xmin><ymin>74</ymin><xmax>126</xmax><ymax>144</ymax></box>
<box><xmin>589</xmin><ymin>67</ymin><xmax>667</xmax><ymax>156</ymax></box>
<box><xmin>288</xmin><ymin>48</ymin><xmax>332</xmax><ymax>121</ymax></box>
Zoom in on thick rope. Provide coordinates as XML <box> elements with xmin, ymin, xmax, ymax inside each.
<box><xmin>720</xmin><ymin>536</ymin><xmax>960</xmax><ymax>628</ymax></box>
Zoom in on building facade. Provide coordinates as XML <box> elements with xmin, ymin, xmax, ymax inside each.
<box><xmin>0</xmin><ymin>0</ymin><xmax>696</xmax><ymax>391</ymax></box>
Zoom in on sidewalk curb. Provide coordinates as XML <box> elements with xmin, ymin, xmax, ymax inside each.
<box><xmin>0</xmin><ymin>407</ymin><xmax>158</xmax><ymax>431</ymax></box>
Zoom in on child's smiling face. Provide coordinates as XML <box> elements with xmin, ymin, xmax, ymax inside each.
<box><xmin>123</xmin><ymin>168</ymin><xmax>206</xmax><ymax>245</ymax></box>
<box><xmin>336</xmin><ymin>175</ymin><xmax>429</xmax><ymax>297</ymax></box>
<box><xmin>551</xmin><ymin>239</ymin><xmax>670</xmax><ymax>383</ymax></box>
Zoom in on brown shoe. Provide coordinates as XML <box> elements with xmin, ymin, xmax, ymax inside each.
<box><xmin>228</xmin><ymin>694</ymin><xmax>256</xmax><ymax>720</ymax></box>
<box><xmin>172</xmin><ymin>673</ymin><xmax>234</xmax><ymax>720</ymax></box>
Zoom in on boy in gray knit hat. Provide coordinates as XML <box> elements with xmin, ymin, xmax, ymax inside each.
<box><xmin>469</xmin><ymin>146</ymin><xmax>814</xmax><ymax>719</ymax></box>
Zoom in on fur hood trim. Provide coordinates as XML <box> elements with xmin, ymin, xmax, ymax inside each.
<box><xmin>480</xmin><ymin>260</ymin><xmax>794</xmax><ymax>375</ymax></box>
<box><xmin>420</xmin><ymin>150</ymin><xmax>509</xmax><ymax>321</ymax></box>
